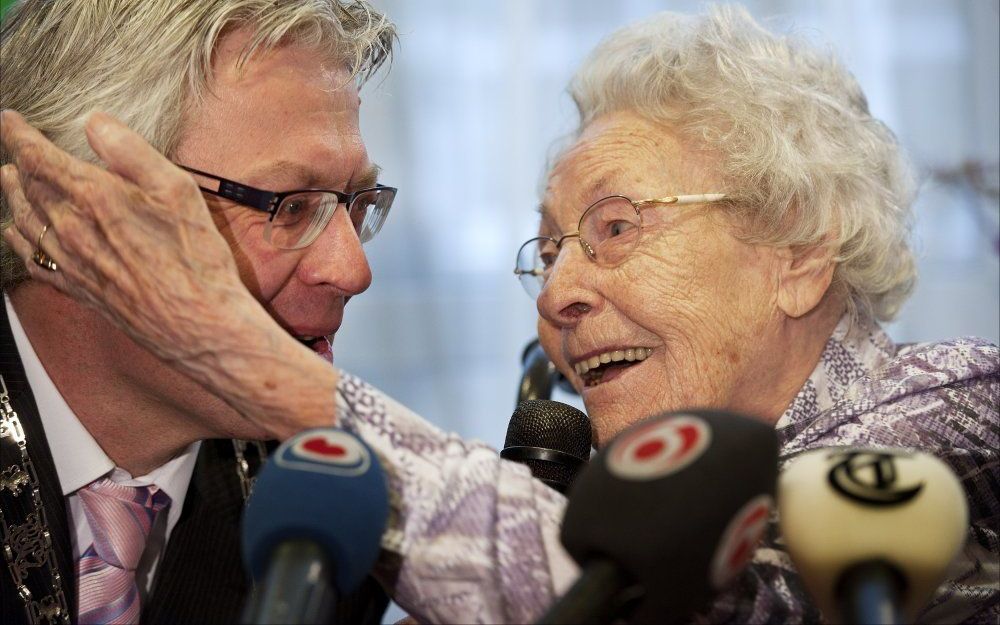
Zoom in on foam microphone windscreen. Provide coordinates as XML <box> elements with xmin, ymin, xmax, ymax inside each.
<box><xmin>779</xmin><ymin>447</ymin><xmax>968</xmax><ymax>622</ymax></box>
<box><xmin>242</xmin><ymin>428</ymin><xmax>389</xmax><ymax>595</ymax></box>
<box><xmin>501</xmin><ymin>399</ymin><xmax>592</xmax><ymax>491</ymax></box>
<box><xmin>559</xmin><ymin>409</ymin><xmax>779</xmax><ymax>623</ymax></box>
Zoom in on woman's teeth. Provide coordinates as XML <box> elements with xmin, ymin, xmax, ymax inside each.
<box><xmin>574</xmin><ymin>347</ymin><xmax>651</xmax><ymax>376</ymax></box>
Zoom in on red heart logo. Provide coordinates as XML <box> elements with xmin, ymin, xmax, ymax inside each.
<box><xmin>634</xmin><ymin>438</ymin><xmax>665</xmax><ymax>460</ymax></box>
<box><xmin>303</xmin><ymin>437</ymin><xmax>347</xmax><ymax>457</ymax></box>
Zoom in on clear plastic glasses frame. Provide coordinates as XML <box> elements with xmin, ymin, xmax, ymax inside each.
<box><xmin>514</xmin><ymin>193</ymin><xmax>727</xmax><ymax>299</ymax></box>
<box><xmin>180</xmin><ymin>165</ymin><xmax>397</xmax><ymax>250</ymax></box>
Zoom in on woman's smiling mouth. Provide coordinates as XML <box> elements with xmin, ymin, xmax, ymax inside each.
<box><xmin>574</xmin><ymin>347</ymin><xmax>652</xmax><ymax>387</ymax></box>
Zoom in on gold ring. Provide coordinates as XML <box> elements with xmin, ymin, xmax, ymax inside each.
<box><xmin>31</xmin><ymin>225</ymin><xmax>58</xmax><ymax>272</ymax></box>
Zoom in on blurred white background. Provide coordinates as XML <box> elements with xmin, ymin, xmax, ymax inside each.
<box><xmin>334</xmin><ymin>2</ymin><xmax>999</xmax><ymax>621</ymax></box>
<box><xmin>339</xmin><ymin>0</ymin><xmax>999</xmax><ymax>452</ymax></box>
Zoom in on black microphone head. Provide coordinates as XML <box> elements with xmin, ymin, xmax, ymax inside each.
<box><xmin>560</xmin><ymin>409</ymin><xmax>779</xmax><ymax>623</ymax></box>
<box><xmin>501</xmin><ymin>399</ymin><xmax>592</xmax><ymax>492</ymax></box>
<box><xmin>504</xmin><ymin>399</ymin><xmax>592</xmax><ymax>452</ymax></box>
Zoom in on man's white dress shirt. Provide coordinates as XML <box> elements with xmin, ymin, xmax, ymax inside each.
<box><xmin>5</xmin><ymin>295</ymin><xmax>201</xmax><ymax>599</ymax></box>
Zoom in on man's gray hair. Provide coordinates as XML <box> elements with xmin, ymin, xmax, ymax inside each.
<box><xmin>0</xmin><ymin>0</ymin><xmax>396</xmax><ymax>289</ymax></box>
<box><xmin>567</xmin><ymin>5</ymin><xmax>916</xmax><ymax>322</ymax></box>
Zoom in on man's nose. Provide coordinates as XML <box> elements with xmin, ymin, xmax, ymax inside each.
<box><xmin>296</xmin><ymin>205</ymin><xmax>373</xmax><ymax>295</ymax></box>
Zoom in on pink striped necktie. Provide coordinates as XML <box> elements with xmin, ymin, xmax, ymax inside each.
<box><xmin>75</xmin><ymin>478</ymin><xmax>170</xmax><ymax>624</ymax></box>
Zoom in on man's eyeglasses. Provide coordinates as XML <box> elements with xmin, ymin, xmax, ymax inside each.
<box><xmin>179</xmin><ymin>165</ymin><xmax>397</xmax><ymax>250</ymax></box>
<box><xmin>514</xmin><ymin>193</ymin><xmax>727</xmax><ymax>299</ymax></box>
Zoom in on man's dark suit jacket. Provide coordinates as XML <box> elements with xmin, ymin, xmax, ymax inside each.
<box><xmin>0</xmin><ymin>302</ymin><xmax>389</xmax><ymax>624</ymax></box>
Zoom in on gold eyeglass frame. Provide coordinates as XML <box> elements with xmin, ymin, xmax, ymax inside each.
<box><xmin>514</xmin><ymin>193</ymin><xmax>727</xmax><ymax>295</ymax></box>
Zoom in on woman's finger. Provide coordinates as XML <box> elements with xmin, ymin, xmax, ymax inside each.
<box><xmin>2</xmin><ymin>163</ymin><xmax>65</xmax><ymax>265</ymax></box>
<box><xmin>8</xmin><ymin>163</ymin><xmax>113</xmax><ymax>280</ymax></box>
<box><xmin>85</xmin><ymin>112</ymin><xmax>200</xmax><ymax>206</ymax></box>
<box><xmin>1</xmin><ymin>217</ymin><xmax>34</xmax><ymax>266</ymax></box>
<box><xmin>4</xmin><ymin>165</ymin><xmax>58</xmax><ymax>250</ymax></box>
<box><xmin>1</xmin><ymin>206</ymin><xmax>70</xmax><ymax>295</ymax></box>
<box><xmin>1</xmin><ymin>110</ymin><xmax>120</xmax><ymax>221</ymax></box>
<box><xmin>18</xmin><ymin>169</ymin><xmax>73</xmax><ymax>226</ymax></box>
<box><xmin>1</xmin><ymin>110</ymin><xmax>85</xmax><ymax>192</ymax></box>
<box><xmin>2</xmin><ymin>165</ymin><xmax>122</xmax><ymax>311</ymax></box>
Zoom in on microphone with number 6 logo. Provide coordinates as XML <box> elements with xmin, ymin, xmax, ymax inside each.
<box><xmin>241</xmin><ymin>428</ymin><xmax>389</xmax><ymax>625</ymax></box>
<box><xmin>779</xmin><ymin>447</ymin><xmax>968</xmax><ymax>625</ymax></box>
<box><xmin>538</xmin><ymin>409</ymin><xmax>779</xmax><ymax>624</ymax></box>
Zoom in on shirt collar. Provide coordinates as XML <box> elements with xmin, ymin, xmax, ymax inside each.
<box><xmin>4</xmin><ymin>294</ymin><xmax>200</xmax><ymax>513</ymax></box>
<box><xmin>775</xmin><ymin>312</ymin><xmax>896</xmax><ymax>432</ymax></box>
<box><xmin>105</xmin><ymin>443</ymin><xmax>201</xmax><ymax>534</ymax></box>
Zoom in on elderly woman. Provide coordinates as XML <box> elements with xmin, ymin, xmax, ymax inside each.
<box><xmin>2</xmin><ymin>5</ymin><xmax>996</xmax><ymax>625</ymax></box>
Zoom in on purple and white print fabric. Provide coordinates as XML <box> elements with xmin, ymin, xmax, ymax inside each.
<box><xmin>335</xmin><ymin>315</ymin><xmax>998</xmax><ymax>624</ymax></box>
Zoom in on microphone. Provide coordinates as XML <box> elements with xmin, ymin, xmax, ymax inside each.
<box><xmin>540</xmin><ymin>409</ymin><xmax>779</xmax><ymax>624</ymax></box>
<box><xmin>241</xmin><ymin>428</ymin><xmax>389</xmax><ymax>625</ymax></box>
<box><xmin>517</xmin><ymin>338</ymin><xmax>577</xmax><ymax>403</ymax></box>
<box><xmin>778</xmin><ymin>447</ymin><xmax>968</xmax><ymax>624</ymax></box>
<box><xmin>500</xmin><ymin>399</ymin><xmax>592</xmax><ymax>492</ymax></box>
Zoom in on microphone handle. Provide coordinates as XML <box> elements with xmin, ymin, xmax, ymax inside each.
<box><xmin>537</xmin><ymin>560</ymin><xmax>633</xmax><ymax>625</ymax></box>
<box><xmin>518</xmin><ymin>341</ymin><xmax>557</xmax><ymax>402</ymax></box>
<box><xmin>836</xmin><ymin>560</ymin><xmax>905</xmax><ymax>625</ymax></box>
<box><xmin>500</xmin><ymin>446</ymin><xmax>587</xmax><ymax>470</ymax></box>
<box><xmin>243</xmin><ymin>540</ymin><xmax>338</xmax><ymax>624</ymax></box>
<box><xmin>500</xmin><ymin>446</ymin><xmax>588</xmax><ymax>493</ymax></box>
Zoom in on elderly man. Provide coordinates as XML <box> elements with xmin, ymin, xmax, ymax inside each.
<box><xmin>0</xmin><ymin>1</ymin><xmax>396</xmax><ymax>623</ymax></box>
<box><xmin>3</xmin><ymin>4</ymin><xmax>997</xmax><ymax>625</ymax></box>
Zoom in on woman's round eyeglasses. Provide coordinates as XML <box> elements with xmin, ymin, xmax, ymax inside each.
<box><xmin>514</xmin><ymin>193</ymin><xmax>727</xmax><ymax>299</ymax></box>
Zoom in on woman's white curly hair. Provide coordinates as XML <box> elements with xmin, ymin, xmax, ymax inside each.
<box><xmin>566</xmin><ymin>4</ymin><xmax>917</xmax><ymax>322</ymax></box>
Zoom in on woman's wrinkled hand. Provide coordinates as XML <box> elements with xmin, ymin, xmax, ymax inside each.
<box><xmin>0</xmin><ymin>109</ymin><xmax>252</xmax><ymax>364</ymax></box>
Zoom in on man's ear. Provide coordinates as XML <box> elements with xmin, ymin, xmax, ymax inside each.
<box><xmin>775</xmin><ymin>241</ymin><xmax>837</xmax><ymax>318</ymax></box>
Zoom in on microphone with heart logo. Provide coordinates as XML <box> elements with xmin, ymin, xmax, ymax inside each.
<box><xmin>241</xmin><ymin>428</ymin><xmax>389</xmax><ymax>624</ymax></box>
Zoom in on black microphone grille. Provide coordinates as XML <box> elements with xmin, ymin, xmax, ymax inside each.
<box><xmin>504</xmin><ymin>399</ymin><xmax>592</xmax><ymax>460</ymax></box>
